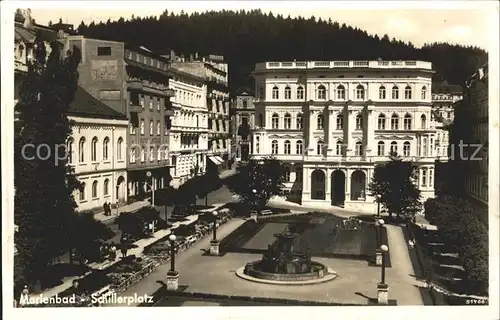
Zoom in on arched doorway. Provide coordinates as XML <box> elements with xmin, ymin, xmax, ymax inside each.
<box><xmin>311</xmin><ymin>169</ymin><xmax>326</xmax><ymax>200</ymax></box>
<box><xmin>350</xmin><ymin>170</ymin><xmax>366</xmax><ymax>200</ymax></box>
<box><xmin>117</xmin><ymin>176</ymin><xmax>126</xmax><ymax>202</ymax></box>
<box><xmin>331</xmin><ymin>170</ymin><xmax>346</xmax><ymax>205</ymax></box>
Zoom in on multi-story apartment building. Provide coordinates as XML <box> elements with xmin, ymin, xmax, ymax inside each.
<box><xmin>454</xmin><ymin>64</ymin><xmax>489</xmax><ymax>224</ymax></box>
<box><xmin>67</xmin><ymin>86</ymin><xmax>129</xmax><ymax>211</ymax></box>
<box><xmin>168</xmin><ymin>66</ymin><xmax>209</xmax><ymax>184</ymax></box>
<box><xmin>170</xmin><ymin>53</ymin><xmax>231</xmax><ymax>173</ymax></box>
<box><xmin>251</xmin><ymin>60</ymin><xmax>437</xmax><ymax>212</ymax></box>
<box><xmin>232</xmin><ymin>91</ymin><xmax>255</xmax><ymax>162</ymax></box>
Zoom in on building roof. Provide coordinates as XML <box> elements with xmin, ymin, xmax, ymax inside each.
<box><xmin>432</xmin><ymin>80</ymin><xmax>463</xmax><ymax>94</ymax></box>
<box><xmin>67</xmin><ymin>86</ymin><xmax>127</xmax><ymax>120</ymax></box>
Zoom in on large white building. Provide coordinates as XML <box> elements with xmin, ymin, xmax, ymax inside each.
<box><xmin>251</xmin><ymin>60</ymin><xmax>438</xmax><ymax>212</ymax></box>
<box><xmin>67</xmin><ymin>86</ymin><xmax>129</xmax><ymax>212</ymax></box>
<box><xmin>168</xmin><ymin>67</ymin><xmax>209</xmax><ymax>184</ymax></box>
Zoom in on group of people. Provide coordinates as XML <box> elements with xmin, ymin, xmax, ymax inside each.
<box><xmin>103</xmin><ymin>202</ymin><xmax>113</xmax><ymax>216</ymax></box>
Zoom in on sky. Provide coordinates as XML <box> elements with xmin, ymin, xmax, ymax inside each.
<box><xmin>16</xmin><ymin>1</ymin><xmax>500</xmax><ymax>51</ymax></box>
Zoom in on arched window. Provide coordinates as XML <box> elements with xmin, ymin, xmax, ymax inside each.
<box><xmin>150</xmin><ymin>147</ymin><xmax>155</xmax><ymax>161</ymax></box>
<box><xmin>272</xmin><ymin>86</ymin><xmax>279</xmax><ymax>99</ymax></box>
<box><xmin>378</xmin><ymin>114</ymin><xmax>386</xmax><ymax>130</ymax></box>
<box><xmin>104</xmin><ymin>179</ymin><xmax>110</xmax><ymax>196</ymax></box>
<box><xmin>141</xmin><ymin>147</ymin><xmax>146</xmax><ymax>162</ymax></box>
<box><xmin>317</xmin><ymin>85</ymin><xmax>326</xmax><ymax>100</ymax></box>
<box><xmin>355</xmin><ymin>113</ymin><xmax>363</xmax><ymax>130</ymax></box>
<box><xmin>283</xmin><ymin>167</ymin><xmax>291</xmax><ymax>182</ymax></box>
<box><xmin>67</xmin><ymin>138</ymin><xmax>74</xmax><ymax>163</ymax></box>
<box><xmin>336</xmin><ymin>114</ymin><xmax>344</xmax><ymax>130</ymax></box>
<box><xmin>79</xmin><ymin>182</ymin><xmax>86</xmax><ymax>201</ymax></box>
<box><xmin>422</xmin><ymin>137</ymin><xmax>428</xmax><ymax>157</ymax></box>
<box><xmin>336</xmin><ymin>85</ymin><xmax>345</xmax><ymax>100</ymax></box>
<box><xmin>284</xmin><ymin>86</ymin><xmax>291</xmax><ymax>99</ymax></box>
<box><xmin>91</xmin><ymin>137</ymin><xmax>98</xmax><ymax>162</ymax></box>
<box><xmin>242</xmin><ymin>100</ymin><xmax>248</xmax><ymax>108</ymax></box>
<box><xmin>390</xmin><ymin>141</ymin><xmax>398</xmax><ymax>154</ymax></box>
<box><xmin>421</xmin><ymin>86</ymin><xmax>427</xmax><ymax>100</ymax></box>
<box><xmin>403</xmin><ymin>141</ymin><xmax>411</xmax><ymax>157</ymax></box>
<box><xmin>140</xmin><ymin>119</ymin><xmax>145</xmax><ymax>134</ymax></box>
<box><xmin>284</xmin><ymin>113</ymin><xmax>291</xmax><ymax>129</ymax></box>
<box><xmin>284</xmin><ymin>140</ymin><xmax>291</xmax><ymax>154</ymax></box>
<box><xmin>296</xmin><ymin>140</ymin><xmax>303</xmax><ymax>155</ymax></box>
<box><xmin>379</xmin><ymin>86</ymin><xmax>386</xmax><ymax>99</ymax></box>
<box><xmin>421</xmin><ymin>114</ymin><xmax>427</xmax><ymax>129</ymax></box>
<box><xmin>317</xmin><ymin>140</ymin><xmax>324</xmax><ymax>155</ymax></box>
<box><xmin>355</xmin><ymin>85</ymin><xmax>365</xmax><ymax>100</ymax></box>
<box><xmin>271</xmin><ymin>140</ymin><xmax>279</xmax><ymax>154</ymax></box>
<box><xmin>404</xmin><ymin>85</ymin><xmax>412</xmax><ymax>99</ymax></box>
<box><xmin>117</xmin><ymin>137</ymin><xmax>123</xmax><ymax>161</ymax></box>
<box><xmin>336</xmin><ymin>140</ymin><xmax>344</xmax><ymax>155</ymax></box>
<box><xmin>391</xmin><ymin>114</ymin><xmax>399</xmax><ymax>130</ymax></box>
<box><xmin>130</xmin><ymin>147</ymin><xmax>136</xmax><ymax>163</ymax></box>
<box><xmin>377</xmin><ymin>141</ymin><xmax>385</xmax><ymax>156</ymax></box>
<box><xmin>317</xmin><ymin>114</ymin><xmax>324</xmax><ymax>130</ymax></box>
<box><xmin>403</xmin><ymin>114</ymin><xmax>412</xmax><ymax>130</ymax></box>
<box><xmin>297</xmin><ymin>86</ymin><xmax>304</xmax><ymax>100</ymax></box>
<box><xmin>392</xmin><ymin>86</ymin><xmax>399</xmax><ymax>99</ymax></box>
<box><xmin>355</xmin><ymin>141</ymin><xmax>363</xmax><ymax>156</ymax></box>
<box><xmin>157</xmin><ymin>121</ymin><xmax>161</xmax><ymax>134</ymax></box>
<box><xmin>157</xmin><ymin>148</ymin><xmax>162</xmax><ymax>160</ymax></box>
<box><xmin>149</xmin><ymin>120</ymin><xmax>154</xmax><ymax>135</ymax></box>
<box><xmin>271</xmin><ymin>113</ymin><xmax>279</xmax><ymax>129</ymax></box>
<box><xmin>103</xmin><ymin>137</ymin><xmax>109</xmax><ymax>160</ymax></box>
<box><xmin>258</xmin><ymin>113</ymin><xmax>264</xmax><ymax>127</ymax></box>
<box><xmin>92</xmin><ymin>181</ymin><xmax>98</xmax><ymax>198</ymax></box>
<box><xmin>296</xmin><ymin>113</ymin><xmax>303</xmax><ymax>129</ymax></box>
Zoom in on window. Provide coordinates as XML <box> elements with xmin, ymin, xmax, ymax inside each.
<box><xmin>149</xmin><ymin>121</ymin><xmax>153</xmax><ymax>135</ymax></box>
<box><xmin>91</xmin><ymin>137</ymin><xmax>98</xmax><ymax>162</ymax></box>
<box><xmin>422</xmin><ymin>137</ymin><xmax>428</xmax><ymax>157</ymax></box>
<box><xmin>403</xmin><ymin>141</ymin><xmax>411</xmax><ymax>156</ymax></box>
<box><xmin>141</xmin><ymin>147</ymin><xmax>145</xmax><ymax>162</ymax></box>
<box><xmin>284</xmin><ymin>86</ymin><xmax>292</xmax><ymax>100</ymax></box>
<box><xmin>403</xmin><ymin>114</ymin><xmax>412</xmax><ymax>130</ymax></box>
<box><xmin>317</xmin><ymin>140</ymin><xmax>324</xmax><ymax>155</ymax></box>
<box><xmin>242</xmin><ymin>100</ymin><xmax>248</xmax><ymax>108</ymax></box>
<box><xmin>284</xmin><ymin>113</ymin><xmax>291</xmax><ymax>129</ymax></box>
<box><xmin>378</xmin><ymin>114</ymin><xmax>386</xmax><ymax>130</ymax></box>
<box><xmin>149</xmin><ymin>97</ymin><xmax>153</xmax><ymax>110</ymax></box>
<box><xmin>392</xmin><ymin>86</ymin><xmax>399</xmax><ymax>99</ymax></box>
<box><xmin>104</xmin><ymin>179</ymin><xmax>110</xmax><ymax>196</ymax></box>
<box><xmin>336</xmin><ymin>140</ymin><xmax>344</xmax><ymax>155</ymax></box>
<box><xmin>129</xmin><ymin>123</ymin><xmax>135</xmax><ymax>135</ymax></box>
<box><xmin>390</xmin><ymin>141</ymin><xmax>398</xmax><ymax>154</ymax></box>
<box><xmin>140</xmin><ymin>95</ymin><xmax>144</xmax><ymax>108</ymax></box>
<box><xmin>296</xmin><ymin>113</ymin><xmax>303</xmax><ymax>129</ymax></box>
<box><xmin>429</xmin><ymin>169</ymin><xmax>434</xmax><ymax>187</ymax></box>
<box><xmin>157</xmin><ymin>147</ymin><xmax>162</xmax><ymax>160</ymax></box>
<box><xmin>79</xmin><ymin>182</ymin><xmax>86</xmax><ymax>201</ymax></box>
<box><xmin>317</xmin><ymin>85</ymin><xmax>326</xmax><ymax>100</ymax></box>
<box><xmin>355</xmin><ymin>114</ymin><xmax>363</xmax><ymax>130</ymax></box>
<box><xmin>103</xmin><ymin>137</ymin><xmax>109</xmax><ymax>160</ymax></box>
<box><xmin>379</xmin><ymin>86</ymin><xmax>386</xmax><ymax>99</ymax></box>
<box><xmin>297</xmin><ymin>86</ymin><xmax>304</xmax><ymax>100</ymax></box>
<box><xmin>377</xmin><ymin>141</ymin><xmax>385</xmax><ymax>156</ymax></box>
<box><xmin>355</xmin><ymin>141</ymin><xmax>363</xmax><ymax>156</ymax></box>
<box><xmin>156</xmin><ymin>97</ymin><xmax>160</xmax><ymax>111</ymax></box>
<box><xmin>150</xmin><ymin>147</ymin><xmax>154</xmax><ymax>161</ymax></box>
<box><xmin>130</xmin><ymin>147</ymin><xmax>136</xmax><ymax>163</ymax></box>
<box><xmin>422</xmin><ymin>168</ymin><xmax>427</xmax><ymax>186</ymax></box>
<box><xmin>255</xmin><ymin>136</ymin><xmax>260</xmax><ymax>153</ymax></box>
<box><xmin>404</xmin><ymin>86</ymin><xmax>412</xmax><ymax>99</ymax></box>
<box><xmin>117</xmin><ymin>137</ymin><xmax>123</xmax><ymax>160</ymax></box>
<box><xmin>391</xmin><ymin>114</ymin><xmax>399</xmax><ymax>130</ymax></box>
<box><xmin>272</xmin><ymin>86</ymin><xmax>279</xmax><ymax>99</ymax></box>
<box><xmin>271</xmin><ymin>140</ymin><xmax>278</xmax><ymax>154</ymax></box>
<box><xmin>336</xmin><ymin>85</ymin><xmax>345</xmax><ymax>100</ymax></box>
<box><xmin>140</xmin><ymin>119</ymin><xmax>145</xmax><ymax>135</ymax></box>
<box><xmin>421</xmin><ymin>86</ymin><xmax>427</xmax><ymax>100</ymax></box>
<box><xmin>283</xmin><ymin>167</ymin><xmax>291</xmax><ymax>182</ymax></box>
<box><xmin>92</xmin><ymin>181</ymin><xmax>98</xmax><ymax>198</ymax></box>
<box><xmin>421</xmin><ymin>114</ymin><xmax>427</xmax><ymax>129</ymax></box>
<box><xmin>336</xmin><ymin>114</ymin><xmax>344</xmax><ymax>130</ymax></box>
<box><xmin>284</xmin><ymin>140</ymin><xmax>291</xmax><ymax>154</ymax></box>
<box><xmin>317</xmin><ymin>114</ymin><xmax>324</xmax><ymax>130</ymax></box>
<box><xmin>271</xmin><ymin>113</ymin><xmax>279</xmax><ymax>129</ymax></box>
<box><xmin>296</xmin><ymin>140</ymin><xmax>303</xmax><ymax>155</ymax></box>
<box><xmin>355</xmin><ymin>85</ymin><xmax>365</xmax><ymax>100</ymax></box>
<box><xmin>97</xmin><ymin>46</ymin><xmax>111</xmax><ymax>56</ymax></box>
<box><xmin>67</xmin><ymin>138</ymin><xmax>74</xmax><ymax>163</ymax></box>
<box><xmin>258</xmin><ymin>113</ymin><xmax>264</xmax><ymax>127</ymax></box>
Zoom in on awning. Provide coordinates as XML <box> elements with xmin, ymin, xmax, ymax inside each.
<box><xmin>214</xmin><ymin>156</ymin><xmax>225</xmax><ymax>164</ymax></box>
<box><xmin>208</xmin><ymin>156</ymin><xmax>223</xmax><ymax>165</ymax></box>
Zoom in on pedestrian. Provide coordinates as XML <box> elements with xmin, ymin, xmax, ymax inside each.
<box><xmin>109</xmin><ymin>243</ymin><xmax>117</xmax><ymax>260</ymax></box>
<box><xmin>103</xmin><ymin>202</ymin><xmax>108</xmax><ymax>216</ymax></box>
<box><xmin>120</xmin><ymin>245</ymin><xmax>128</xmax><ymax>258</ymax></box>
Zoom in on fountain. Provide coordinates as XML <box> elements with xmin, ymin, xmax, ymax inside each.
<box><xmin>237</xmin><ymin>226</ymin><xmax>337</xmax><ymax>284</ymax></box>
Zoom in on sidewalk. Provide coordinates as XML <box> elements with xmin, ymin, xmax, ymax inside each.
<box><xmin>267</xmin><ymin>196</ymin><xmax>374</xmax><ymax>217</ymax></box>
<box><xmin>94</xmin><ymin>200</ymin><xmax>150</xmax><ymax>223</ymax></box>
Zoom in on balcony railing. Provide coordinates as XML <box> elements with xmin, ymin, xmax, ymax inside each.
<box><xmin>255</xmin><ymin>60</ymin><xmax>432</xmax><ymax>71</ymax></box>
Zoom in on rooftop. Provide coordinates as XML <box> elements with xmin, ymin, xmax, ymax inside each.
<box><xmin>254</xmin><ymin>60</ymin><xmax>433</xmax><ymax>72</ymax></box>
<box><xmin>67</xmin><ymin>86</ymin><xmax>127</xmax><ymax>120</ymax></box>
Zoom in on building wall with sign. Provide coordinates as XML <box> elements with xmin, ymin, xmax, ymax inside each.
<box><xmin>251</xmin><ymin>60</ymin><xmax>439</xmax><ymax>212</ymax></box>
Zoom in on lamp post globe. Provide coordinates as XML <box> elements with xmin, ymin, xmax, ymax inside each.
<box><xmin>252</xmin><ymin>189</ymin><xmax>257</xmax><ymax>194</ymax></box>
<box><xmin>169</xmin><ymin>234</ymin><xmax>176</xmax><ymax>242</ymax></box>
<box><xmin>212</xmin><ymin>210</ymin><xmax>218</xmax><ymax>217</ymax></box>
<box><xmin>146</xmin><ymin>171</ymin><xmax>152</xmax><ymax>178</ymax></box>
<box><xmin>378</xmin><ymin>219</ymin><xmax>385</xmax><ymax>226</ymax></box>
<box><xmin>380</xmin><ymin>244</ymin><xmax>388</xmax><ymax>252</ymax></box>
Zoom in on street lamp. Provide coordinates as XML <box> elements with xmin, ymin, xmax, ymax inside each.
<box><xmin>380</xmin><ymin>244</ymin><xmax>388</xmax><ymax>283</ymax></box>
<box><xmin>210</xmin><ymin>211</ymin><xmax>220</xmax><ymax>256</ymax></box>
<box><xmin>166</xmin><ymin>234</ymin><xmax>179</xmax><ymax>291</ymax></box>
<box><xmin>376</xmin><ymin>195</ymin><xmax>381</xmax><ymax>217</ymax></box>
<box><xmin>146</xmin><ymin>171</ymin><xmax>155</xmax><ymax>206</ymax></box>
<box><xmin>375</xmin><ymin>218</ymin><xmax>385</xmax><ymax>247</ymax></box>
<box><xmin>377</xmin><ymin>244</ymin><xmax>390</xmax><ymax>305</ymax></box>
<box><xmin>212</xmin><ymin>211</ymin><xmax>218</xmax><ymax>241</ymax></box>
<box><xmin>252</xmin><ymin>188</ymin><xmax>259</xmax><ymax>216</ymax></box>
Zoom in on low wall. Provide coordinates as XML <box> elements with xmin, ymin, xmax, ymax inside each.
<box><xmin>244</xmin><ymin>261</ymin><xmax>327</xmax><ymax>281</ymax></box>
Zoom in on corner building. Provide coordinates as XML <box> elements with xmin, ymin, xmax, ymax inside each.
<box><xmin>252</xmin><ymin>60</ymin><xmax>437</xmax><ymax>212</ymax></box>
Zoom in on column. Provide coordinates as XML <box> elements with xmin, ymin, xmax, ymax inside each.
<box><xmin>324</xmin><ymin>108</ymin><xmax>330</xmax><ymax>153</ymax></box>
<box><xmin>418</xmin><ymin>167</ymin><xmax>422</xmax><ymax>187</ymax></box>
<box><xmin>302</xmin><ymin>167</ymin><xmax>311</xmax><ymax>200</ymax></box>
<box><xmin>366</xmin><ymin>107</ymin><xmax>376</xmax><ymax>157</ymax></box>
<box><xmin>307</xmin><ymin>109</ymin><xmax>315</xmax><ymax>152</ymax></box>
<box><xmin>346</xmin><ymin>110</ymin><xmax>354</xmax><ymax>156</ymax></box>
<box><xmin>427</xmin><ymin>134</ymin><xmax>431</xmax><ymax>157</ymax></box>
<box><xmin>325</xmin><ymin>168</ymin><xmax>332</xmax><ymax>199</ymax></box>
<box><xmin>345</xmin><ymin>169</ymin><xmax>351</xmax><ymax>200</ymax></box>
<box><xmin>290</xmin><ymin>165</ymin><xmax>297</xmax><ymax>182</ymax></box>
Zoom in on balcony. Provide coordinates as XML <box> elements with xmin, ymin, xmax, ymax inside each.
<box><xmin>255</xmin><ymin>60</ymin><xmax>433</xmax><ymax>71</ymax></box>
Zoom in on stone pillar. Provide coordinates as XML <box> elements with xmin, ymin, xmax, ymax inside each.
<box><xmin>366</xmin><ymin>106</ymin><xmax>376</xmax><ymax>157</ymax></box>
<box><xmin>377</xmin><ymin>283</ymin><xmax>389</xmax><ymax>305</ymax></box>
<box><xmin>307</xmin><ymin>109</ymin><xmax>315</xmax><ymax>152</ymax></box>
<box><xmin>346</xmin><ymin>109</ymin><xmax>354</xmax><ymax>156</ymax></box>
<box><xmin>210</xmin><ymin>240</ymin><xmax>220</xmax><ymax>256</ymax></box>
<box><xmin>325</xmin><ymin>168</ymin><xmax>332</xmax><ymax>200</ymax></box>
<box><xmin>302</xmin><ymin>167</ymin><xmax>311</xmax><ymax>201</ymax></box>
<box><xmin>166</xmin><ymin>271</ymin><xmax>179</xmax><ymax>291</ymax></box>
<box><xmin>345</xmin><ymin>169</ymin><xmax>351</xmax><ymax>200</ymax></box>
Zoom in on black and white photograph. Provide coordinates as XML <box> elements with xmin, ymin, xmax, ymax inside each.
<box><xmin>2</xmin><ymin>1</ymin><xmax>499</xmax><ymax>319</ymax></box>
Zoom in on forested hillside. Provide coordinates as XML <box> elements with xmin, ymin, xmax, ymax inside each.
<box><xmin>74</xmin><ymin>10</ymin><xmax>487</xmax><ymax>94</ymax></box>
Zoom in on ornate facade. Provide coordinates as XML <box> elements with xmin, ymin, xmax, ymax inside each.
<box><xmin>232</xmin><ymin>91</ymin><xmax>255</xmax><ymax>161</ymax></box>
<box><xmin>251</xmin><ymin>60</ymin><xmax>438</xmax><ymax>212</ymax></box>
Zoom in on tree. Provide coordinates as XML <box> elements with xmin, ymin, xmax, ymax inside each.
<box><xmin>14</xmin><ymin>38</ymin><xmax>82</xmax><ymax>287</ymax></box>
<box><xmin>369</xmin><ymin>153</ymin><xmax>422</xmax><ymax>220</ymax></box>
<box><xmin>72</xmin><ymin>213</ymin><xmax>115</xmax><ymax>262</ymax></box>
<box><xmin>227</xmin><ymin>157</ymin><xmax>285</xmax><ymax>212</ymax></box>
